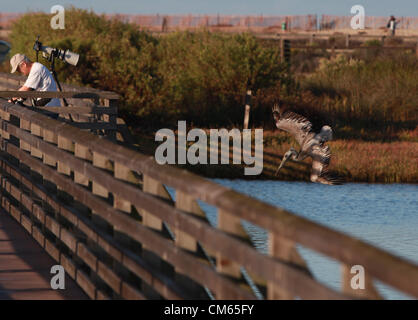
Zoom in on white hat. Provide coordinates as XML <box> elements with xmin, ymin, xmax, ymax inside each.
<box><xmin>10</xmin><ymin>53</ymin><xmax>29</xmax><ymax>73</ymax></box>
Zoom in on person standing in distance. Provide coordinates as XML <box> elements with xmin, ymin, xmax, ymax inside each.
<box><xmin>9</xmin><ymin>53</ymin><xmax>61</xmax><ymax>107</ymax></box>
<box><xmin>387</xmin><ymin>16</ymin><xmax>399</xmax><ymax>36</ymax></box>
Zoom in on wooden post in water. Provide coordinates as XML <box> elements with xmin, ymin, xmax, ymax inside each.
<box><xmin>416</xmin><ymin>41</ymin><xmax>418</xmax><ymax>58</ymax></box>
<box><xmin>243</xmin><ymin>90</ymin><xmax>251</xmax><ymax>130</ymax></box>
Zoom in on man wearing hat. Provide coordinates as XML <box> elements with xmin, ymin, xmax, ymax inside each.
<box><xmin>9</xmin><ymin>53</ymin><xmax>61</xmax><ymax>107</ymax></box>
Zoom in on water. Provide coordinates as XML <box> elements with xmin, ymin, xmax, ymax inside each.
<box><xmin>179</xmin><ymin>180</ymin><xmax>417</xmax><ymax>299</ymax></box>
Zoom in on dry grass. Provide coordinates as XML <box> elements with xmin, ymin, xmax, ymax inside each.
<box><xmin>264</xmin><ymin>138</ymin><xmax>417</xmax><ymax>183</ymax></box>
<box><xmin>133</xmin><ymin>129</ymin><xmax>418</xmax><ymax>183</ymax></box>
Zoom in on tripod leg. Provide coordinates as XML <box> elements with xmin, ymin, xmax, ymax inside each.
<box><xmin>51</xmin><ymin>69</ymin><xmax>74</xmax><ymax>122</ymax></box>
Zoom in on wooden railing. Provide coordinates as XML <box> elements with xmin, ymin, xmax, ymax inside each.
<box><xmin>0</xmin><ymin>96</ymin><xmax>417</xmax><ymax>300</ymax></box>
<box><xmin>0</xmin><ymin>72</ymin><xmax>134</xmax><ymax>144</ymax></box>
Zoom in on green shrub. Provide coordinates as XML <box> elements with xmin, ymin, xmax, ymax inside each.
<box><xmin>149</xmin><ymin>31</ymin><xmax>286</xmax><ymax>127</ymax></box>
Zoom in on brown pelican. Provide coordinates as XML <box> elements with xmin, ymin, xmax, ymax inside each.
<box><xmin>272</xmin><ymin>104</ymin><xmax>342</xmax><ymax>185</ymax></box>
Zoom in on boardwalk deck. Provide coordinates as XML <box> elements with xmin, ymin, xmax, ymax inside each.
<box><xmin>0</xmin><ymin>210</ymin><xmax>88</xmax><ymax>300</ymax></box>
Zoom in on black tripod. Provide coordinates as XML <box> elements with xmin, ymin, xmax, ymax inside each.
<box><xmin>33</xmin><ymin>36</ymin><xmax>73</xmax><ymax>121</ymax></box>
<box><xmin>39</xmin><ymin>50</ymin><xmax>74</xmax><ymax>122</ymax></box>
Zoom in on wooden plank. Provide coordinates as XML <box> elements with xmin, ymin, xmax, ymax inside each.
<box><xmin>36</xmin><ymin>106</ymin><xmax>118</xmax><ymax>115</ymax></box>
<box><xmin>121</xmin><ymin>282</ymin><xmax>146</xmax><ymax>300</ymax></box>
<box><xmin>0</xmin><ymin>91</ymin><xmax>119</xmax><ymax>100</ymax></box>
<box><xmin>63</xmin><ymin>122</ymin><xmax>117</xmax><ymax>130</ymax></box>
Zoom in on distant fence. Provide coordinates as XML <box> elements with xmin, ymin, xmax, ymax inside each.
<box><xmin>320</xmin><ymin>15</ymin><xmax>418</xmax><ymax>31</ymax></box>
<box><xmin>106</xmin><ymin>14</ymin><xmax>418</xmax><ymax>32</ymax></box>
<box><xmin>1</xmin><ymin>12</ymin><xmax>418</xmax><ymax>32</ymax></box>
<box><xmin>0</xmin><ymin>13</ymin><xmax>21</xmax><ymax>29</ymax></box>
<box><xmin>107</xmin><ymin>14</ymin><xmax>318</xmax><ymax>31</ymax></box>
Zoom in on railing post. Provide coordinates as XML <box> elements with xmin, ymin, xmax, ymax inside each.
<box><xmin>42</xmin><ymin>128</ymin><xmax>58</xmax><ymax>167</ymax></box>
<box><xmin>142</xmin><ymin>175</ymin><xmax>167</xmax><ymax>231</ymax></box>
<box><xmin>74</xmin><ymin>143</ymin><xmax>91</xmax><ymax>186</ymax></box>
<box><xmin>20</xmin><ymin>119</ymin><xmax>31</xmax><ymax>152</ymax></box>
<box><xmin>0</xmin><ymin>107</ymin><xmax>10</xmax><ymax>140</ymax></box>
<box><xmin>104</xmin><ymin>98</ymin><xmax>118</xmax><ymax>140</ymax></box>
<box><xmin>141</xmin><ymin>174</ymin><xmax>175</xmax><ymax>296</ymax></box>
<box><xmin>243</xmin><ymin>90</ymin><xmax>251</xmax><ymax>130</ymax></box>
<box><xmin>175</xmin><ymin>191</ymin><xmax>214</xmax><ymax>298</ymax></box>
<box><xmin>92</xmin><ymin>151</ymin><xmax>111</xmax><ymax>198</ymax></box>
<box><xmin>267</xmin><ymin>233</ymin><xmax>312</xmax><ymax>299</ymax></box>
<box><xmin>175</xmin><ymin>191</ymin><xmax>204</xmax><ymax>251</ymax></box>
<box><xmin>216</xmin><ymin>209</ymin><xmax>255</xmax><ymax>299</ymax></box>
<box><xmin>57</xmin><ymin>135</ymin><xmax>73</xmax><ymax>176</ymax></box>
<box><xmin>30</xmin><ymin>123</ymin><xmax>43</xmax><ymax>159</ymax></box>
<box><xmin>91</xmin><ymin>151</ymin><xmax>112</xmax><ymax>233</ymax></box>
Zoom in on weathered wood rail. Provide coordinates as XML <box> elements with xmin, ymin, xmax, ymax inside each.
<box><xmin>0</xmin><ymin>77</ymin><xmax>417</xmax><ymax>299</ymax></box>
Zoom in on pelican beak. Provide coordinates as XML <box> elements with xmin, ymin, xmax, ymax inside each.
<box><xmin>275</xmin><ymin>153</ymin><xmax>290</xmax><ymax>176</ymax></box>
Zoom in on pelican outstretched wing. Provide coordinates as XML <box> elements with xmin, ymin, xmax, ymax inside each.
<box><xmin>310</xmin><ymin>145</ymin><xmax>343</xmax><ymax>185</ymax></box>
<box><xmin>273</xmin><ymin>106</ymin><xmax>313</xmax><ymax>146</ymax></box>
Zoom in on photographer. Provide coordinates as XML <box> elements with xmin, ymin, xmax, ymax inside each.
<box><xmin>9</xmin><ymin>53</ymin><xmax>61</xmax><ymax>107</ymax></box>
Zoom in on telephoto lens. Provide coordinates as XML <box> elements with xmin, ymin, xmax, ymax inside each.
<box><xmin>41</xmin><ymin>46</ymin><xmax>80</xmax><ymax>66</ymax></box>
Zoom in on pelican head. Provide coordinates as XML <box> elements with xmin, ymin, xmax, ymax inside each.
<box><xmin>275</xmin><ymin>147</ymin><xmax>297</xmax><ymax>176</ymax></box>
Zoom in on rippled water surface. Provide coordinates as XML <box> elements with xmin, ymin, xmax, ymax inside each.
<box><xmin>194</xmin><ymin>181</ymin><xmax>418</xmax><ymax>299</ymax></box>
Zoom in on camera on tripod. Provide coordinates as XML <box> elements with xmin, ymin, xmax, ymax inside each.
<box><xmin>33</xmin><ymin>35</ymin><xmax>79</xmax><ymax>66</ymax></box>
<box><xmin>32</xmin><ymin>36</ymin><xmax>80</xmax><ymax>114</ymax></box>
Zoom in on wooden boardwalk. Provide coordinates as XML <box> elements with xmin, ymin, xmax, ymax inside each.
<box><xmin>0</xmin><ymin>210</ymin><xmax>87</xmax><ymax>300</ymax></box>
